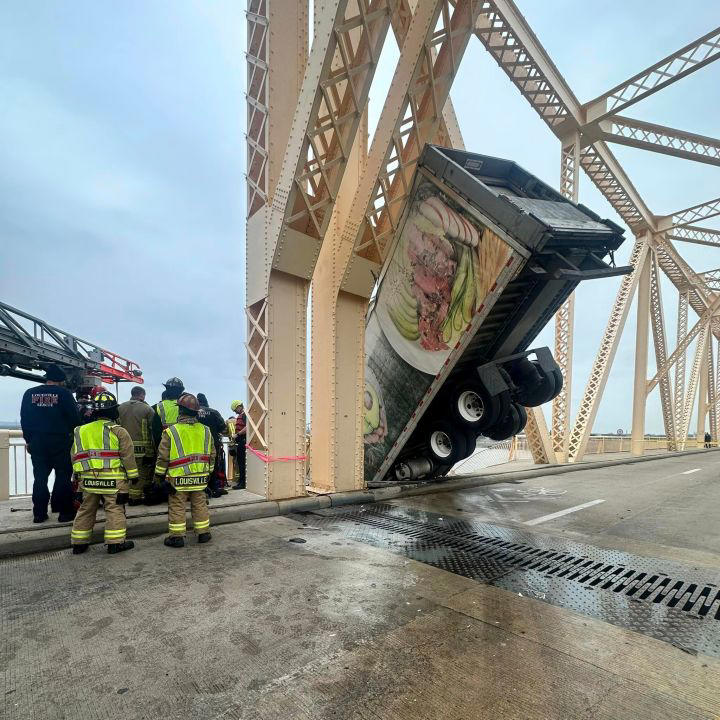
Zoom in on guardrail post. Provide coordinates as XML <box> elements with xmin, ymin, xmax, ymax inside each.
<box><xmin>0</xmin><ymin>431</ymin><xmax>10</xmax><ymax>501</ymax></box>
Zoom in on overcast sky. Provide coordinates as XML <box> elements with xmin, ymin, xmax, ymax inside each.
<box><xmin>1</xmin><ymin>1</ymin><xmax>718</xmax><ymax>435</ymax></box>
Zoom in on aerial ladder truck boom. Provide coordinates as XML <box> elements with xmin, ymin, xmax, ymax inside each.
<box><xmin>0</xmin><ymin>300</ymin><xmax>142</xmax><ymax>391</ymax></box>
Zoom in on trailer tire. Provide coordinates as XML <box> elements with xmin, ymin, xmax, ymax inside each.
<box><xmin>450</xmin><ymin>381</ymin><xmax>509</xmax><ymax>432</ymax></box>
<box><xmin>463</xmin><ymin>429</ymin><xmax>479</xmax><ymax>459</ymax></box>
<box><xmin>486</xmin><ymin>404</ymin><xmax>525</xmax><ymax>441</ymax></box>
<box><xmin>514</xmin><ymin>404</ymin><xmax>528</xmax><ymax>433</ymax></box>
<box><xmin>517</xmin><ymin>361</ymin><xmax>556</xmax><ymax>407</ymax></box>
<box><xmin>425</xmin><ymin>421</ymin><xmax>467</xmax><ymax>466</ymax></box>
<box><xmin>550</xmin><ymin>368</ymin><xmax>563</xmax><ymax>399</ymax></box>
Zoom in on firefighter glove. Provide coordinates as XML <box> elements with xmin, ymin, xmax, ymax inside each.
<box><xmin>74</xmin><ymin>491</ymin><xmax>84</xmax><ymax>505</ymax></box>
<box><xmin>163</xmin><ymin>480</ymin><xmax>177</xmax><ymax>495</ymax></box>
<box><xmin>116</xmin><ymin>492</ymin><xmax>129</xmax><ymax>505</ymax></box>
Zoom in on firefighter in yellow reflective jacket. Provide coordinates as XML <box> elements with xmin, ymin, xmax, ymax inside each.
<box><xmin>70</xmin><ymin>391</ymin><xmax>137</xmax><ymax>555</ymax></box>
<box><xmin>154</xmin><ymin>392</ymin><xmax>215</xmax><ymax>547</ymax></box>
<box><xmin>151</xmin><ymin>376</ymin><xmax>184</xmax><ymax>445</ymax></box>
<box><xmin>118</xmin><ymin>385</ymin><xmax>155</xmax><ymax>504</ymax></box>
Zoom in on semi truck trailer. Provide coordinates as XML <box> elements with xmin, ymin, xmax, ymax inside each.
<box><xmin>363</xmin><ymin>146</ymin><xmax>628</xmax><ymax>484</ymax></box>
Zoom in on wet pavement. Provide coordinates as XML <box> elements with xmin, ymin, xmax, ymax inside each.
<box><xmin>3</xmin><ymin>452</ymin><xmax>720</xmax><ymax>719</ymax></box>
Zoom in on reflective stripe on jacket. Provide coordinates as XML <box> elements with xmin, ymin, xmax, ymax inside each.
<box><xmin>72</xmin><ymin>420</ymin><xmax>138</xmax><ymax>494</ymax></box>
<box><xmin>157</xmin><ymin>421</ymin><xmax>213</xmax><ymax>491</ymax></box>
<box><xmin>156</xmin><ymin>399</ymin><xmax>179</xmax><ymax>428</ymax></box>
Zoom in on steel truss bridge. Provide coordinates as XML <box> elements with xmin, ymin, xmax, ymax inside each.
<box><xmin>244</xmin><ymin>0</ymin><xmax>720</xmax><ymax>500</ymax></box>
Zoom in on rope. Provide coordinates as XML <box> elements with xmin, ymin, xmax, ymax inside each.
<box><xmin>246</xmin><ymin>444</ymin><xmax>307</xmax><ymax>463</ymax></box>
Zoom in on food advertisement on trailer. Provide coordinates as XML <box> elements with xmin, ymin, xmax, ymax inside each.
<box><xmin>363</xmin><ymin>175</ymin><xmax>512</xmax><ymax>482</ymax></box>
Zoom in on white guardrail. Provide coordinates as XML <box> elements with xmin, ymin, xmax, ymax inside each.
<box><xmin>0</xmin><ymin>429</ymin><xmax>707</xmax><ymax>500</ymax></box>
<box><xmin>0</xmin><ymin>430</ymin><xmax>236</xmax><ymax>501</ymax></box>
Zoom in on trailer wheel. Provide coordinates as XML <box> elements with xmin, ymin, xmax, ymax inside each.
<box><xmin>425</xmin><ymin>421</ymin><xmax>467</xmax><ymax>465</ymax></box>
<box><xmin>517</xmin><ymin>361</ymin><xmax>556</xmax><ymax>407</ymax></box>
<box><xmin>450</xmin><ymin>381</ymin><xmax>508</xmax><ymax>432</ymax></box>
<box><xmin>508</xmin><ymin>357</ymin><xmax>539</xmax><ymax>403</ymax></box>
<box><xmin>550</xmin><ymin>368</ymin><xmax>563</xmax><ymax>399</ymax></box>
<box><xmin>486</xmin><ymin>404</ymin><xmax>525</xmax><ymax>441</ymax></box>
<box><xmin>514</xmin><ymin>404</ymin><xmax>528</xmax><ymax>433</ymax></box>
<box><xmin>463</xmin><ymin>429</ymin><xmax>479</xmax><ymax>458</ymax></box>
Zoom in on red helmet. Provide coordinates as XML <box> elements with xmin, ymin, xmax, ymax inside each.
<box><xmin>177</xmin><ymin>393</ymin><xmax>199</xmax><ymax>413</ymax></box>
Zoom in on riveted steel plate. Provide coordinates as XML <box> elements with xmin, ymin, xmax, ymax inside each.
<box><xmin>295</xmin><ymin>503</ymin><xmax>720</xmax><ymax>658</ymax></box>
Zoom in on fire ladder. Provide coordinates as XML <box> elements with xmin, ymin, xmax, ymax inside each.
<box><xmin>0</xmin><ymin>300</ymin><xmax>142</xmax><ymax>390</ymax></box>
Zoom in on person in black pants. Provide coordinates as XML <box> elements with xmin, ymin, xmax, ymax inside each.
<box><xmin>20</xmin><ymin>364</ymin><xmax>81</xmax><ymax>523</ymax></box>
<box><xmin>197</xmin><ymin>393</ymin><xmax>229</xmax><ymax>498</ymax></box>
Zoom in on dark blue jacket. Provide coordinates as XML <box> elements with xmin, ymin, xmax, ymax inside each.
<box><xmin>20</xmin><ymin>384</ymin><xmax>81</xmax><ymax>444</ymax></box>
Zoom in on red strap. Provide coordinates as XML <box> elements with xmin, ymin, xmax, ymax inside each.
<box><xmin>246</xmin><ymin>445</ymin><xmax>307</xmax><ymax>463</ymax></box>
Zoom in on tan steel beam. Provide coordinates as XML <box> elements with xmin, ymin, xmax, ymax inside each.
<box><xmin>647</xmin><ymin>292</ymin><xmax>720</xmax><ymax>394</ymax></box>
<box><xmin>669</xmin><ymin>225</ymin><xmax>720</xmax><ymax>249</ymax></box>
<box><xmin>391</xmin><ymin>0</ymin><xmax>467</xmax><ymax>151</ymax></box>
<box><xmin>700</xmin><ymin>270</ymin><xmax>720</xmax><ymax>292</ymax></box>
<box><xmin>245</xmin><ymin>0</ymin><xmax>309</xmax><ymax>499</ymax></box>
<box><xmin>697</xmin><ymin>332</ymin><xmax>711</xmax><ymax>446</ymax></box>
<box><xmin>474</xmin><ymin>0</ymin><xmax>582</xmax><ymax>129</ymax></box>
<box><xmin>346</xmin><ymin>0</ymin><xmax>487</xmax><ymax>279</ymax></box>
<box><xmin>311</xmin><ymin>0</ymin><xmax>463</xmax><ymax>490</ymax></box>
<box><xmin>265</xmin><ymin>0</ymin><xmax>394</xmax><ymax>282</ymax></box>
<box><xmin>551</xmin><ymin>136</ymin><xmax>579</xmax><ymax>462</ymax></box>
<box><xmin>524</xmin><ymin>408</ymin><xmax>555</xmax><ymax>466</ymax></box>
<box><xmin>674</xmin><ymin>288</ymin><xmax>689</xmax><ymax>447</ymax></box>
<box><xmin>678</xmin><ymin>321</ymin><xmax>709</xmax><ymax>449</ymax></box>
<box><xmin>713</xmin><ymin>339</ymin><xmax>720</xmax><ymax>442</ymax></box>
<box><xmin>584</xmin><ymin>27</ymin><xmax>720</xmax><ymax>123</ymax></box>
<box><xmin>631</xmin><ymin>243</ymin><xmax>651</xmax><ymax>456</ymax></box>
<box><xmin>663</xmin><ymin>196</ymin><xmax>720</xmax><ymax>230</ymax></box>
<box><xmin>567</xmin><ymin>238</ymin><xmax>650</xmax><ymax>462</ymax></box>
<box><xmin>653</xmin><ymin>237</ymin><xmax>718</xmax><ymax>334</ymax></box>
<box><xmin>308</xmin><ymin>0</ymin><xmax>469</xmax><ymax>492</ymax></box>
<box><xmin>246</xmin><ymin>0</ymin><xmax>308</xmax><ymax>218</ymax></box>
<box><xmin>649</xmin><ymin>250</ymin><xmax>676</xmax><ymax>450</ymax></box>
<box><xmin>589</xmin><ymin>116</ymin><xmax>720</xmax><ymax>167</ymax></box>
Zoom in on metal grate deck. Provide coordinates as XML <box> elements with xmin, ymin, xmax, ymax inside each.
<box><xmin>295</xmin><ymin>503</ymin><xmax>720</xmax><ymax>658</ymax></box>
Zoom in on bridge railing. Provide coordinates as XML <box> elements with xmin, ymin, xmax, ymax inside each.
<box><xmin>0</xmin><ymin>430</ymin><xmax>236</xmax><ymax>500</ymax></box>
<box><xmin>451</xmin><ymin>432</ymin><xmax>714</xmax><ymax>477</ymax></box>
<box><xmin>0</xmin><ymin>430</ymin><xmax>30</xmax><ymax>499</ymax></box>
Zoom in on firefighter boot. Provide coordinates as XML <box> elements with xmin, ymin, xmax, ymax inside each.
<box><xmin>72</xmin><ymin>544</ymin><xmax>89</xmax><ymax>555</ymax></box>
<box><xmin>107</xmin><ymin>541</ymin><xmax>135</xmax><ymax>555</ymax></box>
<box><xmin>164</xmin><ymin>536</ymin><xmax>185</xmax><ymax>548</ymax></box>
<box><xmin>198</xmin><ymin>532</ymin><xmax>212</xmax><ymax>543</ymax></box>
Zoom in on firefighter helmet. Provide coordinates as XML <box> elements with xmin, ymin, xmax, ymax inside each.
<box><xmin>163</xmin><ymin>377</ymin><xmax>185</xmax><ymax>390</ymax></box>
<box><xmin>92</xmin><ymin>391</ymin><xmax>118</xmax><ymax>412</ymax></box>
<box><xmin>230</xmin><ymin>400</ymin><xmax>243</xmax><ymax>412</ymax></box>
<box><xmin>177</xmin><ymin>392</ymin><xmax>200</xmax><ymax>413</ymax></box>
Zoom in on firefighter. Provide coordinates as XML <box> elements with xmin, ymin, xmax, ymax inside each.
<box><xmin>151</xmin><ymin>376</ymin><xmax>184</xmax><ymax>445</ymax></box>
<box><xmin>154</xmin><ymin>392</ymin><xmax>214</xmax><ymax>547</ymax></box>
<box><xmin>230</xmin><ymin>400</ymin><xmax>246</xmax><ymax>490</ymax></box>
<box><xmin>118</xmin><ymin>385</ymin><xmax>155</xmax><ymax>505</ymax></box>
<box><xmin>197</xmin><ymin>393</ymin><xmax>228</xmax><ymax>497</ymax></box>
<box><xmin>20</xmin><ymin>363</ymin><xmax>80</xmax><ymax>523</ymax></box>
<box><xmin>69</xmin><ymin>391</ymin><xmax>137</xmax><ymax>555</ymax></box>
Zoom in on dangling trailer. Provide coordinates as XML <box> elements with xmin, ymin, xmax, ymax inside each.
<box><xmin>363</xmin><ymin>146</ymin><xmax>628</xmax><ymax>483</ymax></box>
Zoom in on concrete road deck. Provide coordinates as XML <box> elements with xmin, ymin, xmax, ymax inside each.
<box><xmin>3</xmin><ymin>453</ymin><xmax>720</xmax><ymax>719</ymax></box>
<box><xmin>0</xmin><ymin>488</ymin><xmax>264</xmax><ymax>535</ymax></box>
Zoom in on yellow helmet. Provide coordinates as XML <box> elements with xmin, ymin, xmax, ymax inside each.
<box><xmin>230</xmin><ymin>400</ymin><xmax>243</xmax><ymax>412</ymax></box>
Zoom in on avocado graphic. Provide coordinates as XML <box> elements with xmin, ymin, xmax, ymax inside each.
<box><xmin>363</xmin><ymin>382</ymin><xmax>381</xmax><ymax>436</ymax></box>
